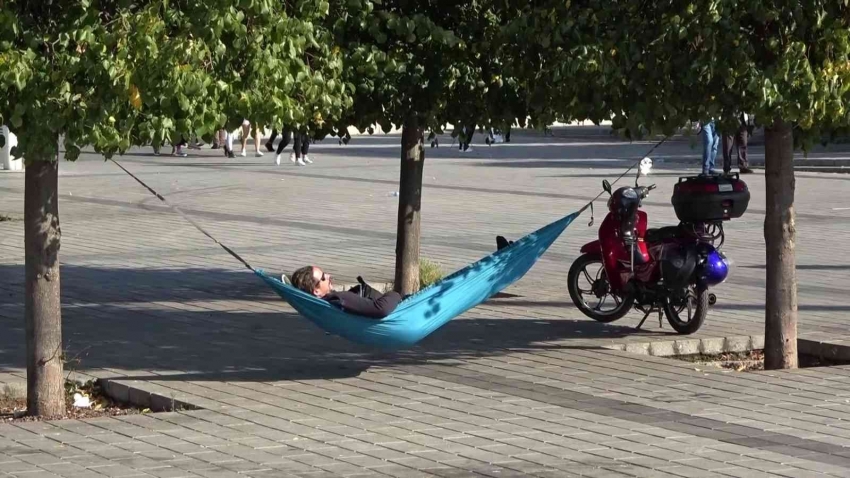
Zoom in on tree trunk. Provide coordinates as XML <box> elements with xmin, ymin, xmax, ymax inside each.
<box><xmin>394</xmin><ymin>117</ymin><xmax>425</xmax><ymax>295</ymax></box>
<box><xmin>763</xmin><ymin>119</ymin><xmax>798</xmax><ymax>370</ymax></box>
<box><xmin>25</xmin><ymin>157</ymin><xmax>65</xmax><ymax>416</ymax></box>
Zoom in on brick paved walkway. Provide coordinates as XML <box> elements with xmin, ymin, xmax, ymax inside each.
<box><xmin>3</xmin><ymin>131</ymin><xmax>850</xmax><ymax>477</ymax></box>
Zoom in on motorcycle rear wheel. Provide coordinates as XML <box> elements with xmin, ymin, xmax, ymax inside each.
<box><xmin>568</xmin><ymin>253</ymin><xmax>634</xmax><ymax>323</ymax></box>
<box><xmin>663</xmin><ymin>285</ymin><xmax>709</xmax><ymax>334</ymax></box>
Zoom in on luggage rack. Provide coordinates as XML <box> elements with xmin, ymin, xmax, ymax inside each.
<box><xmin>681</xmin><ymin>221</ymin><xmax>725</xmax><ymax>249</ymax></box>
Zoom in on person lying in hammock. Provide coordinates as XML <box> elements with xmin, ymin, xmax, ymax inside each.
<box><xmin>290</xmin><ymin>266</ymin><xmax>403</xmax><ymax>319</ymax></box>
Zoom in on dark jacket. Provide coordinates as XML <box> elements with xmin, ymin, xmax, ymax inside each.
<box><xmin>323</xmin><ymin>279</ymin><xmax>402</xmax><ymax>319</ymax></box>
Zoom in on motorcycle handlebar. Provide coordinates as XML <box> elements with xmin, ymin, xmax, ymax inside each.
<box><xmin>637</xmin><ymin>184</ymin><xmax>656</xmax><ymax>198</ymax></box>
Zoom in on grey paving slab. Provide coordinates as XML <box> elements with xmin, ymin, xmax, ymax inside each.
<box><xmin>4</xmin><ymin>131</ymin><xmax>850</xmax><ymax>477</ymax></box>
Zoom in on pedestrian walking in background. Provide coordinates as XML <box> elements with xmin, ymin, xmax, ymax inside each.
<box><xmin>239</xmin><ymin>120</ymin><xmax>264</xmax><ymax>158</ymax></box>
<box><xmin>293</xmin><ymin>131</ymin><xmax>311</xmax><ymax>166</ymax></box>
<box><xmin>722</xmin><ymin>113</ymin><xmax>754</xmax><ymax>174</ymax></box>
<box><xmin>267</xmin><ymin>127</ymin><xmax>294</xmax><ymax>165</ymax></box>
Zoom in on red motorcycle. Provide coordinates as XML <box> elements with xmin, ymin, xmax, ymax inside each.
<box><xmin>567</xmin><ymin>159</ymin><xmax>749</xmax><ymax>334</ymax></box>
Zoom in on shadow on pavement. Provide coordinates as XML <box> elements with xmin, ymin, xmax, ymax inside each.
<box><xmin>0</xmin><ymin>264</ymin><xmax>674</xmax><ymax>383</ymax></box>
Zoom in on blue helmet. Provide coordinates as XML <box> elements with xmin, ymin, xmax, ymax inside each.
<box><xmin>697</xmin><ymin>244</ymin><xmax>729</xmax><ymax>286</ymax></box>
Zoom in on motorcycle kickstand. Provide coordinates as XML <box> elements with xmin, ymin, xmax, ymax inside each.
<box><xmin>635</xmin><ymin>310</ymin><xmax>652</xmax><ymax>330</ymax></box>
<box><xmin>635</xmin><ymin>308</ymin><xmax>664</xmax><ymax>331</ymax></box>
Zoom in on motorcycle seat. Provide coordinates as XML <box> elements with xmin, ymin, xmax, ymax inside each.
<box><xmin>646</xmin><ymin>226</ymin><xmax>681</xmax><ymax>243</ymax></box>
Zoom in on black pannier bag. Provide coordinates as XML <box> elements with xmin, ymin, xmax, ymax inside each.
<box><xmin>656</xmin><ymin>243</ymin><xmax>698</xmax><ymax>289</ymax></box>
<box><xmin>672</xmin><ymin>174</ymin><xmax>750</xmax><ymax>223</ymax></box>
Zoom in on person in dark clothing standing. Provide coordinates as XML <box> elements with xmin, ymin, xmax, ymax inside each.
<box><xmin>290</xmin><ymin>266</ymin><xmax>402</xmax><ymax>318</ymax></box>
<box><xmin>722</xmin><ymin>113</ymin><xmax>754</xmax><ymax>174</ymax></box>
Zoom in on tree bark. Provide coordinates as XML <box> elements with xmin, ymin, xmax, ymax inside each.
<box><xmin>394</xmin><ymin>117</ymin><xmax>425</xmax><ymax>295</ymax></box>
<box><xmin>24</xmin><ymin>157</ymin><xmax>65</xmax><ymax>416</ymax></box>
<box><xmin>763</xmin><ymin>118</ymin><xmax>798</xmax><ymax>370</ymax></box>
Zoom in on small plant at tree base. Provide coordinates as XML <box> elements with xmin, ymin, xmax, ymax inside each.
<box><xmin>387</xmin><ymin>258</ymin><xmax>444</xmax><ymax>291</ymax></box>
<box><xmin>419</xmin><ymin>259</ymin><xmax>444</xmax><ymax>289</ymax></box>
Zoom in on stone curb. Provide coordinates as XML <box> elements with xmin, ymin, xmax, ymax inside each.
<box><xmin>605</xmin><ymin>334</ymin><xmax>764</xmax><ymax>357</ymax></box>
<box><xmin>650</xmin><ymin>158</ymin><xmax>850</xmax><ymax>174</ymax></box>
<box><xmin>610</xmin><ymin>334</ymin><xmax>850</xmax><ymax>361</ymax></box>
<box><xmin>99</xmin><ymin>378</ymin><xmax>200</xmax><ymax>412</ymax></box>
<box><xmin>754</xmin><ymin>165</ymin><xmax>850</xmax><ymax>174</ymax></box>
<box><xmin>651</xmin><ymin>156</ymin><xmax>850</xmax><ymax>168</ymax></box>
<box><xmin>799</xmin><ymin>337</ymin><xmax>850</xmax><ymax>361</ymax></box>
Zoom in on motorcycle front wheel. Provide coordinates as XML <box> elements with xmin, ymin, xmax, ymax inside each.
<box><xmin>568</xmin><ymin>253</ymin><xmax>634</xmax><ymax>323</ymax></box>
<box><xmin>663</xmin><ymin>285</ymin><xmax>709</xmax><ymax>334</ymax></box>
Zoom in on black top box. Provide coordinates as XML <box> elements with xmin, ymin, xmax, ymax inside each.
<box><xmin>672</xmin><ymin>174</ymin><xmax>750</xmax><ymax>223</ymax></box>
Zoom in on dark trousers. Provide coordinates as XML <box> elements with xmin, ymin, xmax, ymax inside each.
<box><xmin>170</xmin><ymin>136</ymin><xmax>187</xmax><ymax>153</ymax></box>
<box><xmin>268</xmin><ymin>129</ymin><xmax>293</xmax><ymax>155</ymax></box>
<box><xmin>722</xmin><ymin>125</ymin><xmax>749</xmax><ymax>171</ymax></box>
<box><xmin>294</xmin><ymin>132</ymin><xmax>310</xmax><ymax>157</ymax></box>
<box><xmin>459</xmin><ymin>125</ymin><xmax>474</xmax><ymax>150</ymax></box>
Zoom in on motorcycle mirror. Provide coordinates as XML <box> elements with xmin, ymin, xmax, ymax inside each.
<box><xmin>639</xmin><ymin>157</ymin><xmax>653</xmax><ymax>176</ymax></box>
<box><xmin>602</xmin><ymin>180</ymin><xmax>612</xmax><ymax>195</ymax></box>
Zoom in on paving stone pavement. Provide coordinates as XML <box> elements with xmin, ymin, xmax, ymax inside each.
<box><xmin>3</xmin><ymin>131</ymin><xmax>850</xmax><ymax>477</ymax></box>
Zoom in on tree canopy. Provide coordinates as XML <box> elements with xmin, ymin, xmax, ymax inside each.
<box><xmin>506</xmin><ymin>1</ymin><xmax>850</xmax><ymax>140</ymax></box>
<box><xmin>0</xmin><ymin>0</ymin><xmax>350</xmax><ymax>161</ymax></box>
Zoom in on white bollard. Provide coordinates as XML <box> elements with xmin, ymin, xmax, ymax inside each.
<box><xmin>0</xmin><ymin>125</ymin><xmax>23</xmax><ymax>171</ymax></box>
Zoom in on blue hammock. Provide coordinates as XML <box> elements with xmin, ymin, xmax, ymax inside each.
<box><xmin>256</xmin><ymin>211</ymin><xmax>580</xmax><ymax>349</ymax></box>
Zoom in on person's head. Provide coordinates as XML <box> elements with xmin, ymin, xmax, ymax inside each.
<box><xmin>290</xmin><ymin>265</ymin><xmax>333</xmax><ymax>297</ymax></box>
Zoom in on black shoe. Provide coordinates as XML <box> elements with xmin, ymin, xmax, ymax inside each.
<box><xmin>740</xmin><ymin>167</ymin><xmax>754</xmax><ymax>174</ymax></box>
<box><xmin>496</xmin><ymin>236</ymin><xmax>513</xmax><ymax>251</ymax></box>
<box><xmin>211</xmin><ymin>143</ymin><xmax>221</xmax><ymax>149</ymax></box>
<box><xmin>265</xmin><ymin>142</ymin><xmax>274</xmax><ymax>152</ymax></box>
<box><xmin>723</xmin><ymin>169</ymin><xmax>731</xmax><ymax>175</ymax></box>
